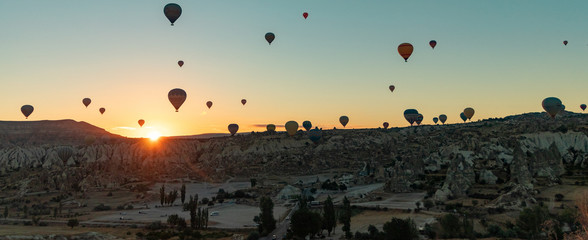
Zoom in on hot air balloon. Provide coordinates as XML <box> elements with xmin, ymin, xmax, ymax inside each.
<box><xmin>439</xmin><ymin>114</ymin><xmax>447</xmax><ymax>124</ymax></box>
<box><xmin>339</xmin><ymin>116</ymin><xmax>349</xmax><ymax>127</ymax></box>
<box><xmin>164</xmin><ymin>3</ymin><xmax>182</xmax><ymax>26</ymax></box>
<box><xmin>57</xmin><ymin>146</ymin><xmax>73</xmax><ymax>164</ymax></box>
<box><xmin>463</xmin><ymin>107</ymin><xmax>475</xmax><ymax>120</ymax></box>
<box><xmin>429</xmin><ymin>40</ymin><xmax>437</xmax><ymax>49</ymax></box>
<box><xmin>241</xmin><ymin>99</ymin><xmax>247</xmax><ymax>105</ymax></box>
<box><xmin>389</xmin><ymin>85</ymin><xmax>395</xmax><ymax>93</ymax></box>
<box><xmin>563</xmin><ymin>40</ymin><xmax>568</xmax><ymax>46</ymax></box>
<box><xmin>308</xmin><ymin>127</ymin><xmax>322</xmax><ymax>144</ymax></box>
<box><xmin>99</xmin><ymin>108</ymin><xmax>105</xmax><ymax>115</ymax></box>
<box><xmin>398</xmin><ymin>43</ymin><xmax>414</xmax><ymax>62</ymax></box>
<box><xmin>178</xmin><ymin>60</ymin><xmax>184</xmax><ymax>67</ymax></box>
<box><xmin>581</xmin><ymin>104</ymin><xmax>586</xmax><ymax>111</ymax></box>
<box><xmin>542</xmin><ymin>97</ymin><xmax>563</xmax><ymax>119</ymax></box>
<box><xmin>265</xmin><ymin>32</ymin><xmax>275</xmax><ymax>45</ymax></box>
<box><xmin>228</xmin><ymin>124</ymin><xmax>239</xmax><ymax>136</ymax></box>
<box><xmin>460</xmin><ymin>112</ymin><xmax>467</xmax><ymax>122</ymax></box>
<box><xmin>433</xmin><ymin>117</ymin><xmax>439</xmax><ymax>124</ymax></box>
<box><xmin>560</xmin><ymin>105</ymin><xmax>566</xmax><ymax>113</ymax></box>
<box><xmin>168</xmin><ymin>88</ymin><xmax>187</xmax><ymax>112</ymax></box>
<box><xmin>21</xmin><ymin>105</ymin><xmax>34</xmax><ymax>119</ymax></box>
<box><xmin>303</xmin><ymin>12</ymin><xmax>308</xmax><ymax>19</ymax></box>
<box><xmin>285</xmin><ymin>121</ymin><xmax>299</xmax><ymax>136</ymax></box>
<box><xmin>302</xmin><ymin>121</ymin><xmax>312</xmax><ymax>131</ymax></box>
<box><xmin>266</xmin><ymin>124</ymin><xmax>276</xmax><ymax>132</ymax></box>
<box><xmin>383</xmin><ymin>122</ymin><xmax>389</xmax><ymax>129</ymax></box>
<box><xmin>206</xmin><ymin>101</ymin><xmax>213</xmax><ymax>109</ymax></box>
<box><xmin>82</xmin><ymin>98</ymin><xmax>91</xmax><ymax>108</ymax></box>
<box><xmin>416</xmin><ymin>114</ymin><xmax>424</xmax><ymax>125</ymax></box>
<box><xmin>403</xmin><ymin>109</ymin><xmax>419</xmax><ymax>125</ymax></box>
<box><xmin>84</xmin><ymin>135</ymin><xmax>96</xmax><ymax>145</ymax></box>
<box><xmin>138</xmin><ymin>119</ymin><xmax>145</xmax><ymax>127</ymax></box>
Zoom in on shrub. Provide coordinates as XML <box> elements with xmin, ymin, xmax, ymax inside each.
<box><xmin>93</xmin><ymin>204</ymin><xmax>111</xmax><ymax>211</ymax></box>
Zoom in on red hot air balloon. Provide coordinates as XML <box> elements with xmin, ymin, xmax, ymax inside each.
<box><xmin>563</xmin><ymin>40</ymin><xmax>568</xmax><ymax>46</ymax></box>
<box><xmin>82</xmin><ymin>98</ymin><xmax>91</xmax><ymax>108</ymax></box>
<box><xmin>303</xmin><ymin>12</ymin><xmax>308</xmax><ymax>19</ymax></box>
<box><xmin>206</xmin><ymin>101</ymin><xmax>213</xmax><ymax>109</ymax></box>
<box><xmin>138</xmin><ymin>119</ymin><xmax>145</xmax><ymax>127</ymax></box>
<box><xmin>241</xmin><ymin>99</ymin><xmax>247</xmax><ymax>105</ymax></box>
<box><xmin>383</xmin><ymin>122</ymin><xmax>389</xmax><ymax>129</ymax></box>
<box><xmin>178</xmin><ymin>60</ymin><xmax>184</xmax><ymax>67</ymax></box>
<box><xmin>164</xmin><ymin>3</ymin><xmax>182</xmax><ymax>26</ymax></box>
<box><xmin>99</xmin><ymin>108</ymin><xmax>105</xmax><ymax>115</ymax></box>
<box><xmin>398</xmin><ymin>43</ymin><xmax>414</xmax><ymax>62</ymax></box>
<box><xmin>265</xmin><ymin>32</ymin><xmax>275</xmax><ymax>45</ymax></box>
<box><xmin>168</xmin><ymin>88</ymin><xmax>187</xmax><ymax>112</ymax></box>
<box><xmin>429</xmin><ymin>40</ymin><xmax>437</xmax><ymax>49</ymax></box>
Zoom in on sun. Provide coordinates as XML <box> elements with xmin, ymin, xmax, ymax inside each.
<box><xmin>147</xmin><ymin>131</ymin><xmax>161</xmax><ymax>141</ymax></box>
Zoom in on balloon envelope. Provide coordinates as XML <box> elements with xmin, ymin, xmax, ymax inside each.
<box><xmin>398</xmin><ymin>43</ymin><xmax>414</xmax><ymax>62</ymax></box>
<box><xmin>460</xmin><ymin>112</ymin><xmax>467</xmax><ymax>122</ymax></box>
<box><xmin>82</xmin><ymin>98</ymin><xmax>91</xmax><ymax>108</ymax></box>
<box><xmin>303</xmin><ymin>12</ymin><xmax>308</xmax><ymax>19</ymax></box>
<box><xmin>563</xmin><ymin>40</ymin><xmax>568</xmax><ymax>46</ymax></box>
<box><xmin>403</xmin><ymin>109</ymin><xmax>419</xmax><ymax>125</ymax></box>
<box><xmin>339</xmin><ymin>116</ymin><xmax>349</xmax><ymax>127</ymax></box>
<box><xmin>389</xmin><ymin>85</ymin><xmax>395</xmax><ymax>93</ymax></box>
<box><xmin>285</xmin><ymin>121</ymin><xmax>299</xmax><ymax>136</ymax></box>
<box><xmin>581</xmin><ymin>104</ymin><xmax>586</xmax><ymax>111</ymax></box>
<box><xmin>383</xmin><ymin>122</ymin><xmax>389</xmax><ymax>129</ymax></box>
<box><xmin>241</xmin><ymin>99</ymin><xmax>247</xmax><ymax>105</ymax></box>
<box><xmin>57</xmin><ymin>146</ymin><xmax>73</xmax><ymax>163</ymax></box>
<box><xmin>168</xmin><ymin>88</ymin><xmax>187</xmax><ymax>112</ymax></box>
<box><xmin>265</xmin><ymin>32</ymin><xmax>275</xmax><ymax>45</ymax></box>
<box><xmin>266</xmin><ymin>124</ymin><xmax>276</xmax><ymax>132</ymax></box>
<box><xmin>542</xmin><ymin>97</ymin><xmax>563</xmax><ymax>119</ymax></box>
<box><xmin>302</xmin><ymin>121</ymin><xmax>312</xmax><ymax>131</ymax></box>
<box><xmin>429</xmin><ymin>40</ymin><xmax>437</xmax><ymax>49</ymax></box>
<box><xmin>21</xmin><ymin>105</ymin><xmax>34</xmax><ymax>119</ymax></box>
<box><xmin>138</xmin><ymin>119</ymin><xmax>145</xmax><ymax>127</ymax></box>
<box><xmin>439</xmin><ymin>114</ymin><xmax>447</xmax><ymax>124</ymax></box>
<box><xmin>99</xmin><ymin>108</ymin><xmax>105</xmax><ymax>115</ymax></box>
<box><xmin>416</xmin><ymin>114</ymin><xmax>424</xmax><ymax>125</ymax></box>
<box><xmin>206</xmin><ymin>101</ymin><xmax>213</xmax><ymax>109</ymax></box>
<box><xmin>228</xmin><ymin>124</ymin><xmax>239</xmax><ymax>136</ymax></box>
<box><xmin>308</xmin><ymin>127</ymin><xmax>322</xmax><ymax>144</ymax></box>
<box><xmin>463</xmin><ymin>107</ymin><xmax>475</xmax><ymax>120</ymax></box>
<box><xmin>433</xmin><ymin>117</ymin><xmax>439</xmax><ymax>124</ymax></box>
<box><xmin>164</xmin><ymin>3</ymin><xmax>182</xmax><ymax>26</ymax></box>
<box><xmin>178</xmin><ymin>60</ymin><xmax>184</xmax><ymax>67</ymax></box>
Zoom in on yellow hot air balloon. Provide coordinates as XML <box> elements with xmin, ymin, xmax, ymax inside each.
<box><xmin>463</xmin><ymin>107</ymin><xmax>475</xmax><ymax>120</ymax></box>
<box><xmin>397</xmin><ymin>43</ymin><xmax>414</xmax><ymax>62</ymax></box>
<box><xmin>285</xmin><ymin>121</ymin><xmax>299</xmax><ymax>136</ymax></box>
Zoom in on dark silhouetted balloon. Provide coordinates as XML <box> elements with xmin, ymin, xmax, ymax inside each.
<box><xmin>82</xmin><ymin>98</ymin><xmax>91</xmax><ymax>108</ymax></box>
<box><xmin>463</xmin><ymin>107</ymin><xmax>475</xmax><ymax>120</ymax></box>
<box><xmin>168</xmin><ymin>88</ymin><xmax>187</xmax><ymax>112</ymax></box>
<box><xmin>164</xmin><ymin>3</ymin><xmax>182</xmax><ymax>26</ymax></box>
<box><xmin>241</xmin><ymin>99</ymin><xmax>247</xmax><ymax>105</ymax></box>
<box><xmin>389</xmin><ymin>85</ymin><xmax>395</xmax><ymax>93</ymax></box>
<box><xmin>398</xmin><ymin>43</ymin><xmax>414</xmax><ymax>62</ymax></box>
<box><xmin>433</xmin><ymin>117</ymin><xmax>439</xmax><ymax>124</ymax></box>
<box><xmin>581</xmin><ymin>104</ymin><xmax>586</xmax><ymax>111</ymax></box>
<box><xmin>383</xmin><ymin>122</ymin><xmax>389</xmax><ymax>129</ymax></box>
<box><xmin>266</xmin><ymin>124</ymin><xmax>276</xmax><ymax>132</ymax></box>
<box><xmin>303</xmin><ymin>12</ymin><xmax>308</xmax><ymax>19</ymax></box>
<box><xmin>265</xmin><ymin>32</ymin><xmax>275</xmax><ymax>45</ymax></box>
<box><xmin>206</xmin><ymin>101</ymin><xmax>213</xmax><ymax>109</ymax></box>
<box><xmin>57</xmin><ymin>146</ymin><xmax>73</xmax><ymax>164</ymax></box>
<box><xmin>21</xmin><ymin>105</ymin><xmax>34</xmax><ymax>119</ymax></box>
<box><xmin>542</xmin><ymin>97</ymin><xmax>563</xmax><ymax>119</ymax></box>
<box><xmin>460</xmin><ymin>112</ymin><xmax>467</xmax><ymax>122</ymax></box>
<box><xmin>178</xmin><ymin>60</ymin><xmax>184</xmax><ymax>67</ymax></box>
<box><xmin>285</xmin><ymin>121</ymin><xmax>299</xmax><ymax>136</ymax></box>
<box><xmin>308</xmin><ymin>127</ymin><xmax>322</xmax><ymax>144</ymax></box>
<box><xmin>302</xmin><ymin>121</ymin><xmax>312</xmax><ymax>131</ymax></box>
<box><xmin>138</xmin><ymin>119</ymin><xmax>145</xmax><ymax>127</ymax></box>
<box><xmin>416</xmin><ymin>114</ymin><xmax>424</xmax><ymax>125</ymax></box>
<box><xmin>403</xmin><ymin>109</ymin><xmax>419</xmax><ymax>125</ymax></box>
<box><xmin>339</xmin><ymin>116</ymin><xmax>349</xmax><ymax>127</ymax></box>
<box><xmin>99</xmin><ymin>108</ymin><xmax>105</xmax><ymax>115</ymax></box>
<box><xmin>228</xmin><ymin>124</ymin><xmax>239</xmax><ymax>136</ymax></box>
<box><xmin>429</xmin><ymin>40</ymin><xmax>437</xmax><ymax>49</ymax></box>
<box><xmin>563</xmin><ymin>40</ymin><xmax>568</xmax><ymax>46</ymax></box>
<box><xmin>439</xmin><ymin>114</ymin><xmax>447</xmax><ymax>124</ymax></box>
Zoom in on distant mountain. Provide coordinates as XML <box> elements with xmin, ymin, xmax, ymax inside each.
<box><xmin>0</xmin><ymin>119</ymin><xmax>122</xmax><ymax>148</ymax></box>
<box><xmin>168</xmin><ymin>132</ymin><xmax>248</xmax><ymax>139</ymax></box>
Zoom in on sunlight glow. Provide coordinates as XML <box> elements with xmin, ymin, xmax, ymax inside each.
<box><xmin>148</xmin><ymin>131</ymin><xmax>161</xmax><ymax>141</ymax></box>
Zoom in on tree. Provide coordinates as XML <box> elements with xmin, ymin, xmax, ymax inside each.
<box><xmin>250</xmin><ymin>178</ymin><xmax>257</xmax><ymax>188</ymax></box>
<box><xmin>246</xmin><ymin>231</ymin><xmax>260</xmax><ymax>240</ymax></box>
<box><xmin>440</xmin><ymin>214</ymin><xmax>461</xmax><ymax>238</ymax></box>
<box><xmin>291</xmin><ymin>207</ymin><xmax>322</xmax><ymax>239</ymax></box>
<box><xmin>67</xmin><ymin>218</ymin><xmax>79</xmax><ymax>229</ymax></box>
<box><xmin>160</xmin><ymin>184</ymin><xmax>165</xmax><ymax>206</ymax></box>
<box><xmin>323</xmin><ymin>196</ymin><xmax>336</xmax><ymax>236</ymax></box>
<box><xmin>340</xmin><ymin>196</ymin><xmax>352</xmax><ymax>238</ymax></box>
<box><xmin>181</xmin><ymin>183</ymin><xmax>186</xmax><ymax>205</ymax></box>
<box><xmin>415</xmin><ymin>201</ymin><xmax>421</xmax><ymax>211</ymax></box>
<box><xmin>517</xmin><ymin>205</ymin><xmax>549</xmax><ymax>239</ymax></box>
<box><xmin>258</xmin><ymin>196</ymin><xmax>277</xmax><ymax>235</ymax></box>
<box><xmin>188</xmin><ymin>195</ymin><xmax>198</xmax><ymax>229</ymax></box>
<box><xmin>423</xmin><ymin>199</ymin><xmax>434</xmax><ymax>211</ymax></box>
<box><xmin>3</xmin><ymin>206</ymin><xmax>7</xmax><ymax>219</ymax></box>
<box><xmin>383</xmin><ymin>218</ymin><xmax>419</xmax><ymax>240</ymax></box>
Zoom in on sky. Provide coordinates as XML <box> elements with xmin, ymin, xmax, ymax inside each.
<box><xmin>1</xmin><ymin>1</ymin><xmax>587</xmax><ymax>138</ymax></box>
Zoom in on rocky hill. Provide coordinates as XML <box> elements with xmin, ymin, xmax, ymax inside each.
<box><xmin>0</xmin><ymin>112</ymin><xmax>586</xmax><ymax>209</ymax></box>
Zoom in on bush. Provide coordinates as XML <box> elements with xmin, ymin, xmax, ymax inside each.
<box><xmin>146</xmin><ymin>221</ymin><xmax>164</xmax><ymax>230</ymax></box>
<box><xmin>555</xmin><ymin>193</ymin><xmax>564</xmax><ymax>202</ymax></box>
<box><xmin>93</xmin><ymin>204</ymin><xmax>111</xmax><ymax>211</ymax></box>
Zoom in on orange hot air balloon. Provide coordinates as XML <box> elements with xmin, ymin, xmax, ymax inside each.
<box><xmin>429</xmin><ymin>40</ymin><xmax>437</xmax><ymax>49</ymax></box>
<box><xmin>21</xmin><ymin>105</ymin><xmax>34</xmax><ymax>119</ymax></box>
<box><xmin>265</xmin><ymin>32</ymin><xmax>275</xmax><ymax>45</ymax></box>
<box><xmin>303</xmin><ymin>12</ymin><xmax>308</xmax><ymax>19</ymax></box>
<box><xmin>206</xmin><ymin>101</ymin><xmax>213</xmax><ymax>109</ymax></box>
<box><xmin>178</xmin><ymin>60</ymin><xmax>184</xmax><ymax>67</ymax></box>
<box><xmin>339</xmin><ymin>116</ymin><xmax>349</xmax><ymax>127</ymax></box>
<box><xmin>138</xmin><ymin>119</ymin><xmax>145</xmax><ymax>127</ymax></box>
<box><xmin>168</xmin><ymin>88</ymin><xmax>187</xmax><ymax>112</ymax></box>
<box><xmin>383</xmin><ymin>122</ymin><xmax>389</xmax><ymax>129</ymax></box>
<box><xmin>82</xmin><ymin>98</ymin><xmax>91</xmax><ymax>108</ymax></box>
<box><xmin>164</xmin><ymin>3</ymin><xmax>182</xmax><ymax>26</ymax></box>
<box><xmin>389</xmin><ymin>85</ymin><xmax>395</xmax><ymax>93</ymax></box>
<box><xmin>563</xmin><ymin>40</ymin><xmax>568</xmax><ymax>46</ymax></box>
<box><xmin>241</xmin><ymin>99</ymin><xmax>247</xmax><ymax>105</ymax></box>
<box><xmin>398</xmin><ymin>43</ymin><xmax>414</xmax><ymax>62</ymax></box>
<box><xmin>99</xmin><ymin>108</ymin><xmax>105</xmax><ymax>115</ymax></box>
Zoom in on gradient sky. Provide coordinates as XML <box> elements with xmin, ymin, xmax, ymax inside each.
<box><xmin>1</xmin><ymin>1</ymin><xmax>587</xmax><ymax>138</ymax></box>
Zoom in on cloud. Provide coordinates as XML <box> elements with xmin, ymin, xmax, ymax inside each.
<box><xmin>251</xmin><ymin>124</ymin><xmax>285</xmax><ymax>128</ymax></box>
<box><xmin>112</xmin><ymin>126</ymin><xmax>136</xmax><ymax>130</ymax></box>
